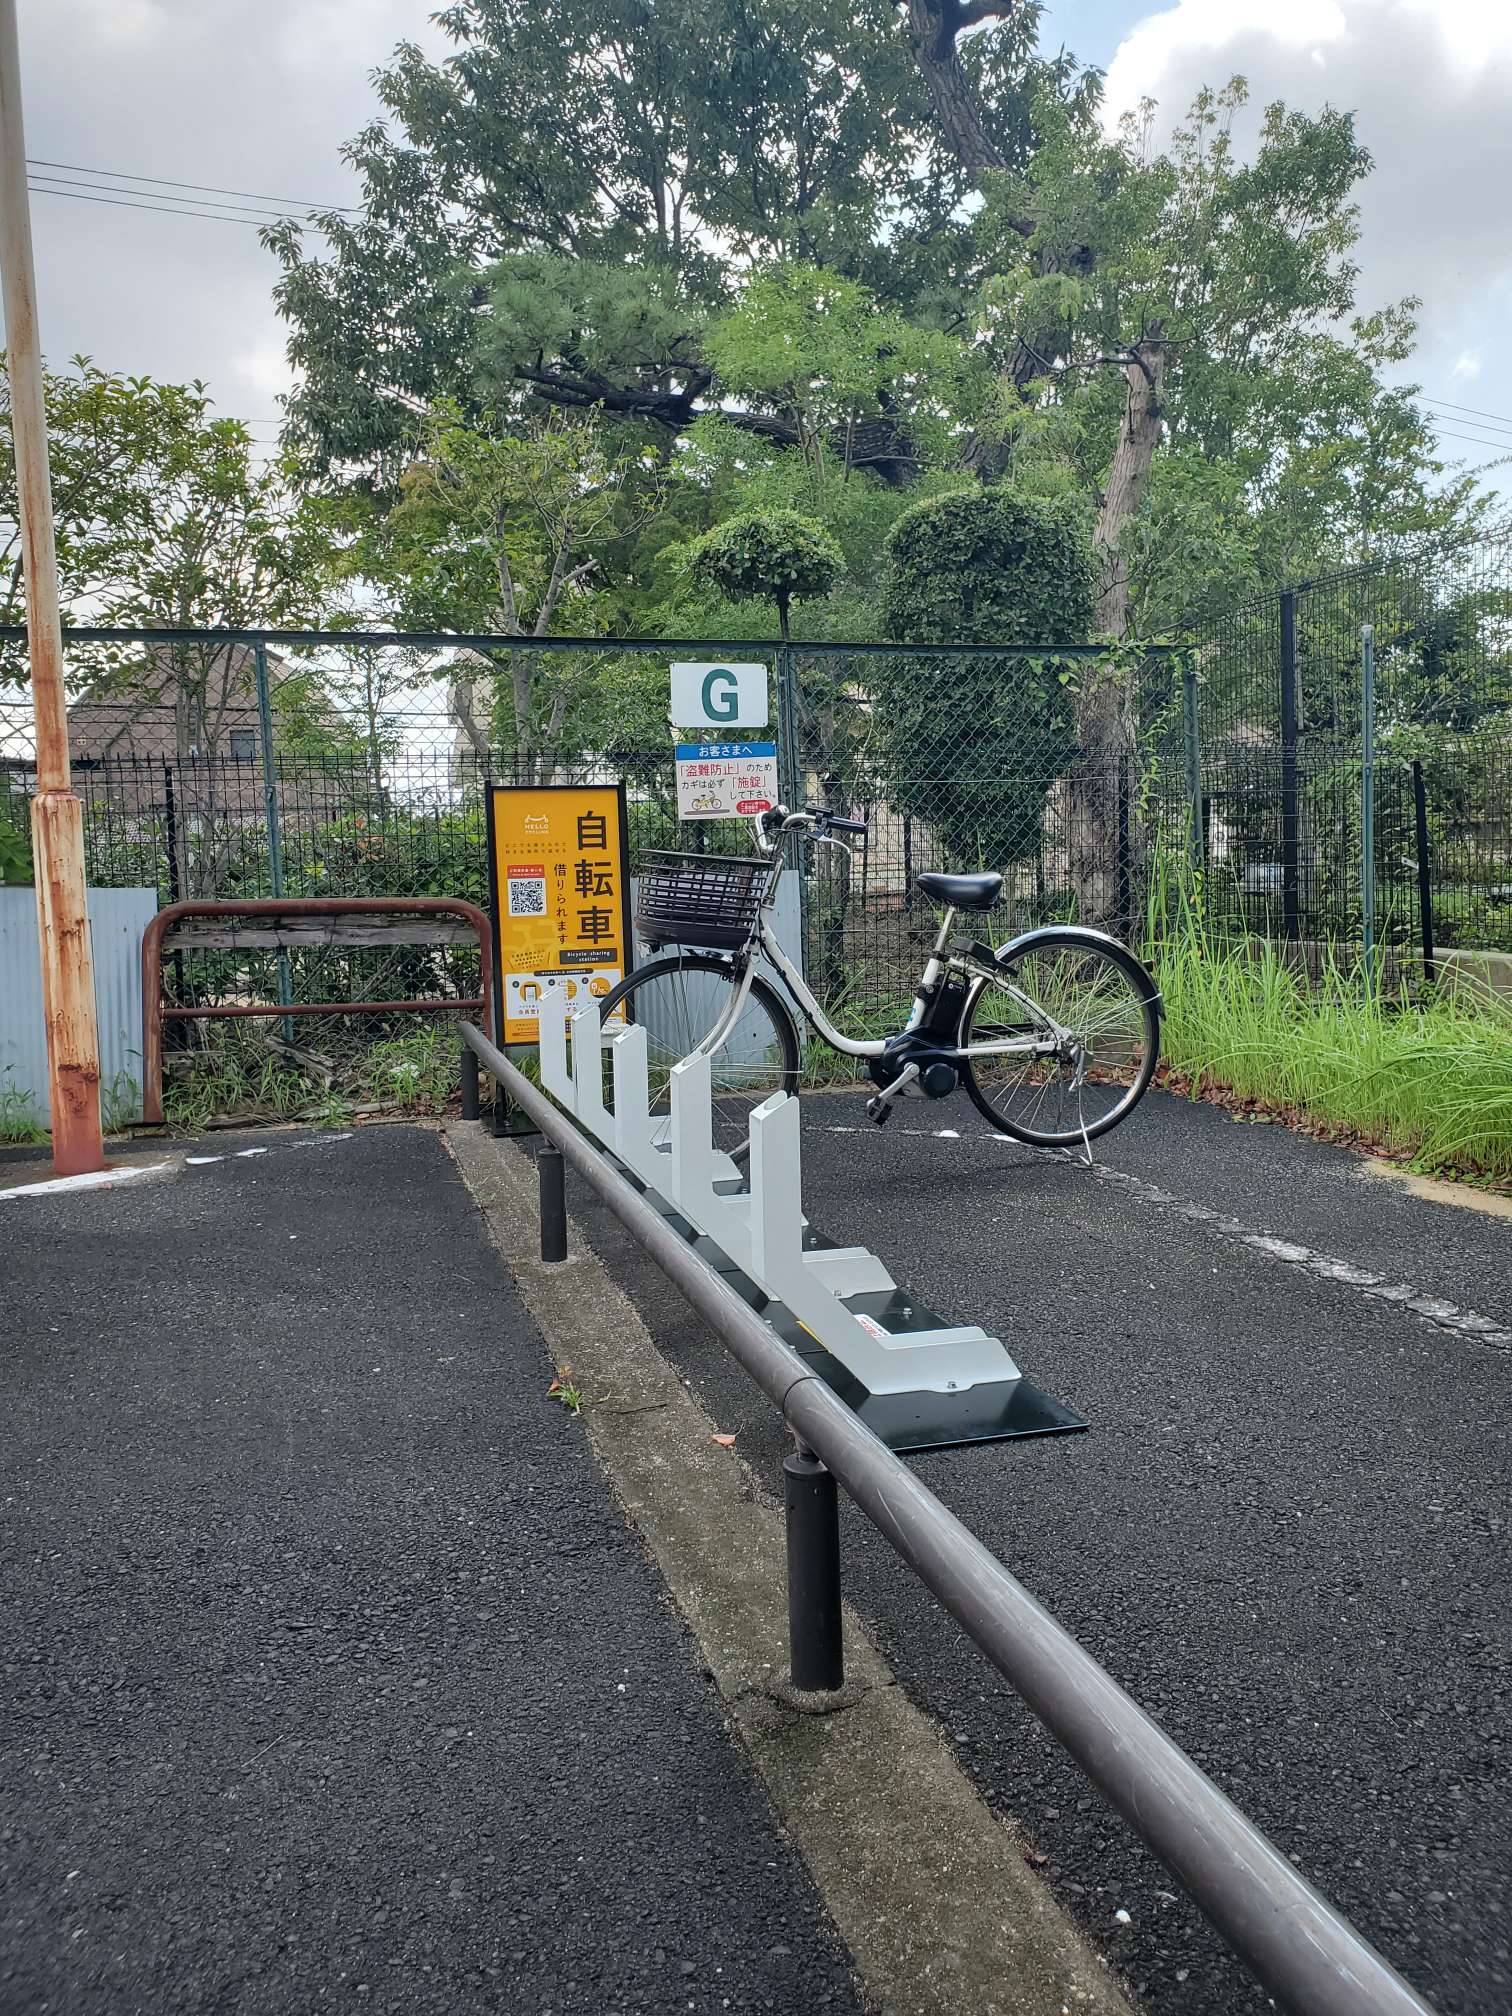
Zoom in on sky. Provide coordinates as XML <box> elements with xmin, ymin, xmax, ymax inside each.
<box><xmin>14</xmin><ymin>0</ymin><xmax>1512</xmax><ymax>492</ymax></box>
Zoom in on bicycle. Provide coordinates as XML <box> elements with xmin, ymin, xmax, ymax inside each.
<box><xmin>596</xmin><ymin>805</ymin><xmax>1161</xmax><ymax>1161</ymax></box>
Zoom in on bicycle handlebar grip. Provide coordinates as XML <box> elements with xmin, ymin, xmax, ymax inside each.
<box><xmin>806</xmin><ymin>806</ymin><xmax>866</xmax><ymax>834</ymax></box>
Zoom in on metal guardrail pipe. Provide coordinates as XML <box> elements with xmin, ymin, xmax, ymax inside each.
<box><xmin>458</xmin><ymin>1018</ymin><xmax>1438</xmax><ymax>2016</ymax></box>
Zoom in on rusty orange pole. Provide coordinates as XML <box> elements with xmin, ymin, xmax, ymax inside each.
<box><xmin>0</xmin><ymin>0</ymin><xmax>104</xmax><ymax>1174</ymax></box>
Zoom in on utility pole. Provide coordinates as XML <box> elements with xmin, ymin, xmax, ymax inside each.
<box><xmin>0</xmin><ymin>0</ymin><xmax>104</xmax><ymax>1175</ymax></box>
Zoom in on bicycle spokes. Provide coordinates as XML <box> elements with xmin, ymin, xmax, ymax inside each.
<box><xmin>968</xmin><ymin>943</ymin><xmax>1153</xmax><ymax>1141</ymax></box>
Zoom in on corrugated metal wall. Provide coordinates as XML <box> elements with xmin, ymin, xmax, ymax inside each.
<box><xmin>0</xmin><ymin>887</ymin><xmax>158</xmax><ymax>1126</ymax></box>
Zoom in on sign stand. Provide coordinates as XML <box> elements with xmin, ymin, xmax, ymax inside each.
<box><xmin>538</xmin><ymin>995</ymin><xmax>1086</xmax><ymax>1454</ymax></box>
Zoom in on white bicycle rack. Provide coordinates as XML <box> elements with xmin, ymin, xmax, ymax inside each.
<box><xmin>537</xmin><ymin>994</ymin><xmax>1051</xmax><ymax>1423</ymax></box>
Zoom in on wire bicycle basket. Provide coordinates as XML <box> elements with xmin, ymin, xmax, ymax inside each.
<box><xmin>635</xmin><ymin>851</ymin><xmax>772</xmax><ymax>951</ymax></box>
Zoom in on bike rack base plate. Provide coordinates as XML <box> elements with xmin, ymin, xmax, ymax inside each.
<box><xmin>762</xmin><ymin>1309</ymin><xmax>1088</xmax><ymax>1452</ymax></box>
<box><xmin>623</xmin><ymin>1164</ymin><xmax>1088</xmax><ymax>1453</ymax></box>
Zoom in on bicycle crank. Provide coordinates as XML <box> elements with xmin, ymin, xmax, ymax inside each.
<box><xmin>865</xmin><ymin>1059</ymin><xmax>920</xmax><ymax>1124</ymax></box>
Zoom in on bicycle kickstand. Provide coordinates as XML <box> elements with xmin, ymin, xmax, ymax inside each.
<box><xmin>865</xmin><ymin>1061</ymin><xmax>919</xmax><ymax>1127</ymax></box>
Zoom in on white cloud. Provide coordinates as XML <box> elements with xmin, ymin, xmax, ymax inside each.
<box><xmin>19</xmin><ymin>0</ymin><xmax>450</xmax><ymax>417</ymax></box>
<box><xmin>1451</xmin><ymin>350</ymin><xmax>1483</xmax><ymax>383</ymax></box>
<box><xmin>1102</xmin><ymin>0</ymin><xmax>1512</xmax><ymax>346</ymax></box>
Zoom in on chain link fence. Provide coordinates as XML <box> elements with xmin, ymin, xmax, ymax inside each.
<box><xmin>1</xmin><ymin>579</ymin><xmax>1508</xmax><ymax>1119</ymax></box>
<box><xmin>0</xmin><ymin>632</ymin><xmax>1177</xmax><ymax>1028</ymax></box>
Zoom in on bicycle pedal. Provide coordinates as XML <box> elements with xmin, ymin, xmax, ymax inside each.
<box><xmin>865</xmin><ymin>1097</ymin><xmax>892</xmax><ymax>1127</ymax></box>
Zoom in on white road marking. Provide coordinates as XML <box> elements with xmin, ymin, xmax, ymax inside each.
<box><xmin>1088</xmin><ymin>1164</ymin><xmax>1512</xmax><ymax>1355</ymax></box>
<box><xmin>813</xmin><ymin>1121</ymin><xmax>1511</xmax><ymax>1354</ymax></box>
<box><xmin>180</xmin><ymin>1132</ymin><xmax>354</xmax><ymax>1175</ymax></box>
<box><xmin>0</xmin><ymin>1161</ymin><xmax>172</xmax><ymax>1202</ymax></box>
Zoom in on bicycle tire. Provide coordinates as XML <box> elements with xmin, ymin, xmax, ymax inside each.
<box><xmin>959</xmin><ymin>928</ymin><xmax>1160</xmax><ymax>1147</ymax></box>
<box><xmin>596</xmin><ymin>951</ymin><xmax>801</xmax><ymax>1164</ymax></box>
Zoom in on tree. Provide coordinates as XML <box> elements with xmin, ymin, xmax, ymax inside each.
<box><xmin>688</xmin><ymin>508</ymin><xmax>842</xmax><ymax>643</ymax></box>
<box><xmin>902</xmin><ymin>61</ymin><xmax>1484</xmax><ymax>911</ymax></box>
<box><xmin>346</xmin><ymin>404</ymin><xmax>665</xmax><ymax>770</ymax></box>
<box><xmin>687</xmin><ymin>506</ymin><xmax>846</xmax><ymax>804</ymax></box>
<box><xmin>266</xmin><ymin>0</ymin><xmax>1498</xmax><ymax>918</ymax></box>
<box><xmin>81</xmin><ymin>409</ymin><xmax>335</xmax><ymax>896</ymax></box>
<box><xmin>283</xmin><ymin>627</ymin><xmax>421</xmax><ymax>793</ymax></box>
<box><xmin>265</xmin><ymin>0</ymin><xmax>1095</xmax><ymax>479</ymax></box>
<box><xmin>873</xmin><ymin>487</ymin><xmax>1091</xmax><ymax>873</ymax></box>
<box><xmin>0</xmin><ymin>358</ymin><xmax>218</xmax><ymax>684</ymax></box>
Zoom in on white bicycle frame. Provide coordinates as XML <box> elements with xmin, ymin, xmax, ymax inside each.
<box><xmin>686</xmin><ymin>811</ymin><xmax>1072</xmax><ymax>1068</ymax></box>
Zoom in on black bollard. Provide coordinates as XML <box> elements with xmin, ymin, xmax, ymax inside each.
<box><xmin>784</xmin><ymin>1445</ymin><xmax>844</xmax><ymax>1692</ymax></box>
<box><xmin>538</xmin><ymin>1143</ymin><xmax>567</xmax><ymax>1263</ymax></box>
<box><xmin>460</xmin><ymin>1043</ymin><xmax>480</xmax><ymax>1121</ymax></box>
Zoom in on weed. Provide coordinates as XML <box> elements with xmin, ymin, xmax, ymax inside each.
<box><xmin>101</xmin><ymin>1071</ymin><xmax>140</xmax><ymax>1135</ymax></box>
<box><xmin>349</xmin><ymin>1025</ymin><xmax>455</xmax><ymax>1111</ymax></box>
<box><xmin>0</xmin><ymin>1077</ymin><xmax>48</xmax><ymax>1145</ymax></box>
<box><xmin>162</xmin><ymin>1019</ymin><xmax>461</xmax><ymax>1127</ymax></box>
<box><xmin>548</xmin><ymin>1373</ymin><xmax>584</xmax><ymax>1414</ymax></box>
<box><xmin>1148</xmin><ymin>872</ymin><xmax>1512</xmax><ymax>1184</ymax></box>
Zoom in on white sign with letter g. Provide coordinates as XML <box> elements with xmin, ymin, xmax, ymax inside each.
<box><xmin>669</xmin><ymin>660</ymin><xmax>769</xmax><ymax>729</ymax></box>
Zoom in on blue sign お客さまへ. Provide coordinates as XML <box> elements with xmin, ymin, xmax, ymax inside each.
<box><xmin>675</xmin><ymin>741</ymin><xmax>778</xmax><ymax>820</ymax></box>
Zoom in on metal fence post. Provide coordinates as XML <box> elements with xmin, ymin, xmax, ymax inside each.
<box><xmin>1360</xmin><ymin>626</ymin><xmax>1376</xmax><ymax>1001</ymax></box>
<box><xmin>162</xmin><ymin>764</ymin><xmax>180</xmax><ymax>905</ymax></box>
<box><xmin>784</xmin><ymin>1442</ymin><xmax>844</xmax><ymax>1692</ymax></box>
<box><xmin>776</xmin><ymin>642</ymin><xmax>806</xmax><ymax>962</ymax></box>
<box><xmin>1181</xmin><ymin>659</ymin><xmax>1203</xmax><ymax>869</ymax></box>
<box><xmin>776</xmin><ymin>643</ymin><xmax>802</xmax><ymax>814</ymax></box>
<box><xmin>460</xmin><ymin>1040</ymin><xmax>479</xmax><ymax>1121</ymax></box>
<box><xmin>162</xmin><ymin>764</ymin><xmax>186</xmax><ymax>1038</ymax></box>
<box><xmin>252</xmin><ymin>639</ymin><xmax>294</xmax><ymax>1042</ymax></box>
<box><xmin>1412</xmin><ymin>759</ymin><xmax>1435</xmax><ymax>987</ymax></box>
<box><xmin>1279</xmin><ymin>590</ymin><xmax>1301</xmax><ymax>942</ymax></box>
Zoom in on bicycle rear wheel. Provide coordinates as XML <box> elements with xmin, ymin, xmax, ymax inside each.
<box><xmin>960</xmin><ymin>930</ymin><xmax>1160</xmax><ymax>1147</ymax></box>
<box><xmin>596</xmin><ymin>951</ymin><xmax>801</xmax><ymax>1163</ymax></box>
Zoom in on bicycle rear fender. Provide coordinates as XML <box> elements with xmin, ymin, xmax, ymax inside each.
<box><xmin>988</xmin><ymin>925</ymin><xmax>1164</xmax><ymax>1015</ymax></box>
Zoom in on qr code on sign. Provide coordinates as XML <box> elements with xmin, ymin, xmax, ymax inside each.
<box><xmin>509</xmin><ymin>876</ymin><xmax>547</xmax><ymax>917</ymax></box>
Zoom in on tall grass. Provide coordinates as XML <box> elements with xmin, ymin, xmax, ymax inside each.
<box><xmin>1150</xmin><ymin>888</ymin><xmax>1512</xmax><ymax>1184</ymax></box>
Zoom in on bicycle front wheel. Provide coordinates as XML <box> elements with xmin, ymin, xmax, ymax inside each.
<box><xmin>596</xmin><ymin>951</ymin><xmax>801</xmax><ymax>1163</ymax></box>
<box><xmin>960</xmin><ymin>929</ymin><xmax>1160</xmax><ymax>1147</ymax></box>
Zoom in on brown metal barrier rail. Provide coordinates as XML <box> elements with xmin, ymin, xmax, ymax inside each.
<box><xmin>141</xmin><ymin>898</ymin><xmax>494</xmax><ymax>1126</ymax></box>
<box><xmin>459</xmin><ymin>1017</ymin><xmax>1438</xmax><ymax>2016</ymax></box>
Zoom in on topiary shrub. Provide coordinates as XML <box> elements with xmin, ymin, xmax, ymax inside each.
<box><xmin>687</xmin><ymin>509</ymin><xmax>843</xmax><ymax>641</ymax></box>
<box><xmin>873</xmin><ymin>488</ymin><xmax>1093</xmax><ymax>870</ymax></box>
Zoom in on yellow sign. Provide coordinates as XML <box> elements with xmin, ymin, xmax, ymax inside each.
<box><xmin>488</xmin><ymin>783</ymin><xmax>632</xmax><ymax>1044</ymax></box>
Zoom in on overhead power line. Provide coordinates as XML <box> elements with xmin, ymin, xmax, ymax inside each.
<box><xmin>26</xmin><ymin>156</ymin><xmax>357</xmax><ymax>213</ymax></box>
<box><xmin>27</xmin><ymin>181</ymin><xmax>337</xmax><ymax>230</ymax></box>
<box><xmin>30</xmin><ymin>169</ymin><xmax>326</xmax><ymax>224</ymax></box>
<box><xmin>1429</xmin><ymin>425</ymin><xmax>1512</xmax><ymax>454</ymax></box>
<box><xmin>1423</xmin><ymin>393</ymin><xmax>1512</xmax><ymax>429</ymax></box>
<box><xmin>1423</xmin><ymin>409</ymin><xmax>1512</xmax><ymax>442</ymax></box>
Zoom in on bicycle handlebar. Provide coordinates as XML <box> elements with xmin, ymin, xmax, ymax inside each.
<box><xmin>753</xmin><ymin>803</ymin><xmax>867</xmax><ymax>854</ymax></box>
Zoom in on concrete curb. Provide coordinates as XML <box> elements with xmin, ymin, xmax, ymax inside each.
<box><xmin>445</xmin><ymin>1120</ymin><xmax>1134</xmax><ymax>2016</ymax></box>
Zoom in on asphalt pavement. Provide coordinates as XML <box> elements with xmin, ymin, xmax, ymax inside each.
<box><xmin>0</xmin><ymin>1126</ymin><xmax>864</xmax><ymax>2016</ymax></box>
<box><xmin>567</xmin><ymin>1085</ymin><xmax>1512</xmax><ymax>2016</ymax></box>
